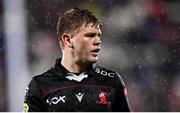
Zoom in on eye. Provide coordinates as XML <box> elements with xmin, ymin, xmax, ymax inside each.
<box><xmin>85</xmin><ymin>33</ymin><xmax>96</xmax><ymax>38</ymax></box>
<box><xmin>98</xmin><ymin>33</ymin><xmax>102</xmax><ymax>38</ymax></box>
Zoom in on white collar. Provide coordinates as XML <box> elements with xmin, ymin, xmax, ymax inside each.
<box><xmin>66</xmin><ymin>72</ymin><xmax>88</xmax><ymax>82</ymax></box>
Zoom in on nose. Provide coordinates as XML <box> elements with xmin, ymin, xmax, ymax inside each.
<box><xmin>94</xmin><ymin>36</ymin><xmax>101</xmax><ymax>46</ymax></box>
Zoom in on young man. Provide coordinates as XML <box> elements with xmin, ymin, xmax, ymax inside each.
<box><xmin>23</xmin><ymin>8</ymin><xmax>131</xmax><ymax>112</ymax></box>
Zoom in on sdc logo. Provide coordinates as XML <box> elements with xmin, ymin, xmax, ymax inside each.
<box><xmin>95</xmin><ymin>68</ymin><xmax>115</xmax><ymax>78</ymax></box>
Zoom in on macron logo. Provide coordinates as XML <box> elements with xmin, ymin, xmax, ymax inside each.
<box><xmin>75</xmin><ymin>93</ymin><xmax>84</xmax><ymax>102</ymax></box>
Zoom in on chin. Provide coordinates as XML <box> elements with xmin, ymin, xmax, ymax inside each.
<box><xmin>88</xmin><ymin>57</ymin><xmax>98</xmax><ymax>63</ymax></box>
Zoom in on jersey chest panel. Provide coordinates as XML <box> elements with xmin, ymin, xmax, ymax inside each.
<box><xmin>42</xmin><ymin>84</ymin><xmax>115</xmax><ymax>112</ymax></box>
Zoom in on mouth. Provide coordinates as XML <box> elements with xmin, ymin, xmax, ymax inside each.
<box><xmin>91</xmin><ymin>48</ymin><xmax>100</xmax><ymax>53</ymax></box>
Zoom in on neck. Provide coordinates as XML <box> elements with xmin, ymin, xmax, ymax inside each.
<box><xmin>61</xmin><ymin>53</ymin><xmax>90</xmax><ymax>73</ymax></box>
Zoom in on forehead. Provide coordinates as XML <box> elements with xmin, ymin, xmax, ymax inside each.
<box><xmin>76</xmin><ymin>23</ymin><xmax>101</xmax><ymax>34</ymax></box>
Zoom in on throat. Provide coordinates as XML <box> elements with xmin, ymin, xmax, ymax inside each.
<box><xmin>61</xmin><ymin>58</ymin><xmax>90</xmax><ymax>73</ymax></box>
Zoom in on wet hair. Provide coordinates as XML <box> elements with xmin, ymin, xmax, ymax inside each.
<box><xmin>56</xmin><ymin>8</ymin><xmax>101</xmax><ymax>41</ymax></box>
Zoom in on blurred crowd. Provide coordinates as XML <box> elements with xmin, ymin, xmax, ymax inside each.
<box><xmin>0</xmin><ymin>0</ymin><xmax>180</xmax><ymax>111</ymax></box>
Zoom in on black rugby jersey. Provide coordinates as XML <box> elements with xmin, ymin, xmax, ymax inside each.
<box><xmin>23</xmin><ymin>58</ymin><xmax>131</xmax><ymax>112</ymax></box>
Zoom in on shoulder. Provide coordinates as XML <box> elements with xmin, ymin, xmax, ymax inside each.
<box><xmin>28</xmin><ymin>68</ymin><xmax>55</xmax><ymax>89</ymax></box>
<box><xmin>32</xmin><ymin>67</ymin><xmax>55</xmax><ymax>81</ymax></box>
<box><xmin>94</xmin><ymin>64</ymin><xmax>126</xmax><ymax>87</ymax></box>
<box><xmin>94</xmin><ymin>64</ymin><xmax>117</xmax><ymax>78</ymax></box>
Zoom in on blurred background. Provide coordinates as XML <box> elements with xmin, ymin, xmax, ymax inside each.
<box><xmin>0</xmin><ymin>0</ymin><xmax>180</xmax><ymax>111</ymax></box>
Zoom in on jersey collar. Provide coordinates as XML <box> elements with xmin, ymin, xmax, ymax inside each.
<box><xmin>53</xmin><ymin>58</ymin><xmax>97</xmax><ymax>80</ymax></box>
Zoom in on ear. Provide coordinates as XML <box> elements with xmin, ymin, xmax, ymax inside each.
<box><xmin>61</xmin><ymin>33</ymin><xmax>73</xmax><ymax>48</ymax></box>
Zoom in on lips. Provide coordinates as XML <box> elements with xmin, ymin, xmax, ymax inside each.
<box><xmin>91</xmin><ymin>48</ymin><xmax>100</xmax><ymax>53</ymax></box>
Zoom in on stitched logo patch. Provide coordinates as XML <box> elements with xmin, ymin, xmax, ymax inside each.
<box><xmin>23</xmin><ymin>103</ymin><xmax>29</xmax><ymax>112</ymax></box>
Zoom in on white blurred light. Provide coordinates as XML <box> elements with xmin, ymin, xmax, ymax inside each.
<box><xmin>3</xmin><ymin>0</ymin><xmax>30</xmax><ymax>111</ymax></box>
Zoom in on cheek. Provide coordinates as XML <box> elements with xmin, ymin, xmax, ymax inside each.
<box><xmin>76</xmin><ymin>38</ymin><xmax>92</xmax><ymax>51</ymax></box>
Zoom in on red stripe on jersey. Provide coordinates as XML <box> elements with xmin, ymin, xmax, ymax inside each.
<box><xmin>124</xmin><ymin>88</ymin><xmax>128</xmax><ymax>96</ymax></box>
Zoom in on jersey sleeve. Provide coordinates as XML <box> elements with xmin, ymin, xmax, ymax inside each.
<box><xmin>112</xmin><ymin>72</ymin><xmax>131</xmax><ymax>112</ymax></box>
<box><xmin>23</xmin><ymin>78</ymin><xmax>44</xmax><ymax>112</ymax></box>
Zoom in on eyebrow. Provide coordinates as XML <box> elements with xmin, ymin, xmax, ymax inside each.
<box><xmin>84</xmin><ymin>32</ymin><xmax>102</xmax><ymax>37</ymax></box>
